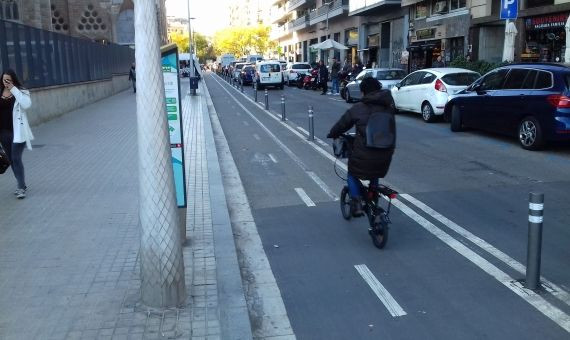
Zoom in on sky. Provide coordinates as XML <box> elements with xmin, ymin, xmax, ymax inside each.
<box><xmin>165</xmin><ymin>0</ymin><xmax>230</xmax><ymax>36</ymax></box>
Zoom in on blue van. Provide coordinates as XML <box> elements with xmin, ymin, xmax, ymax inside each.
<box><xmin>445</xmin><ymin>63</ymin><xmax>570</xmax><ymax>150</ymax></box>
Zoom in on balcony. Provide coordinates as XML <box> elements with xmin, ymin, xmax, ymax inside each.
<box><xmin>273</xmin><ymin>0</ymin><xmax>287</xmax><ymax>5</ymax></box>
<box><xmin>270</xmin><ymin>23</ymin><xmax>291</xmax><ymax>40</ymax></box>
<box><xmin>289</xmin><ymin>0</ymin><xmax>315</xmax><ymax>12</ymax></box>
<box><xmin>349</xmin><ymin>0</ymin><xmax>402</xmax><ymax>16</ymax></box>
<box><xmin>272</xmin><ymin>4</ymin><xmax>293</xmax><ymax>24</ymax></box>
<box><xmin>309</xmin><ymin>0</ymin><xmax>349</xmax><ymax>26</ymax></box>
<box><xmin>288</xmin><ymin>14</ymin><xmax>310</xmax><ymax>32</ymax></box>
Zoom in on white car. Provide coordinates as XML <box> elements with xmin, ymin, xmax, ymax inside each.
<box><xmin>232</xmin><ymin>62</ymin><xmax>249</xmax><ymax>81</ymax></box>
<box><xmin>283</xmin><ymin>62</ymin><xmax>312</xmax><ymax>85</ymax></box>
<box><xmin>345</xmin><ymin>68</ymin><xmax>406</xmax><ymax>103</ymax></box>
<box><xmin>391</xmin><ymin>68</ymin><xmax>480</xmax><ymax>122</ymax></box>
<box><xmin>254</xmin><ymin>61</ymin><xmax>284</xmax><ymax>90</ymax></box>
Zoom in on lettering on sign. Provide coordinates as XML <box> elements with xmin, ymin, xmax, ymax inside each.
<box><xmin>525</xmin><ymin>13</ymin><xmax>569</xmax><ymax>30</ymax></box>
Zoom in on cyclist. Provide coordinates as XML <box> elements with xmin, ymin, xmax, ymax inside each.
<box><xmin>327</xmin><ymin>77</ymin><xmax>395</xmax><ymax>216</ymax></box>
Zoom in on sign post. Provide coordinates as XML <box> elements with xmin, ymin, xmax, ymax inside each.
<box><xmin>161</xmin><ymin>44</ymin><xmax>187</xmax><ymax>242</ymax></box>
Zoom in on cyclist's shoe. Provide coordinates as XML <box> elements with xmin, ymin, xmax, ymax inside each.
<box><xmin>351</xmin><ymin>198</ymin><xmax>364</xmax><ymax>217</ymax></box>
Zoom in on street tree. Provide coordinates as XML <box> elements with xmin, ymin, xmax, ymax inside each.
<box><xmin>213</xmin><ymin>25</ymin><xmax>274</xmax><ymax>57</ymax></box>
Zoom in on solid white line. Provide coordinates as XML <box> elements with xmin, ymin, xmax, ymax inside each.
<box><xmin>399</xmin><ymin>193</ymin><xmax>570</xmax><ymax>307</ymax></box>
<box><xmin>307</xmin><ymin>171</ymin><xmax>338</xmax><ymax>201</ymax></box>
<box><xmin>213</xmin><ymin>74</ymin><xmax>570</xmax><ymax>331</ymax></box>
<box><xmin>253</xmin><ymin>133</ymin><xmax>261</xmax><ymax>140</ymax></box>
<box><xmin>392</xmin><ymin>198</ymin><xmax>570</xmax><ymax>333</ymax></box>
<box><xmin>295</xmin><ymin>188</ymin><xmax>315</xmax><ymax>207</ymax></box>
<box><xmin>268</xmin><ymin>153</ymin><xmax>278</xmax><ymax>163</ymax></box>
<box><xmin>297</xmin><ymin>126</ymin><xmax>309</xmax><ymax>135</ymax></box>
<box><xmin>354</xmin><ymin>264</ymin><xmax>407</xmax><ymax>317</ymax></box>
<box><xmin>211</xmin><ymin>75</ymin><xmax>337</xmax><ymax>201</ymax></box>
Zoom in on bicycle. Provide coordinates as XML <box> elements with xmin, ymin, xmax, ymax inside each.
<box><xmin>333</xmin><ymin>133</ymin><xmax>398</xmax><ymax>249</ymax></box>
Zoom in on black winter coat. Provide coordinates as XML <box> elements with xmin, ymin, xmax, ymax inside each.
<box><xmin>327</xmin><ymin>90</ymin><xmax>395</xmax><ymax>179</ymax></box>
<box><xmin>318</xmin><ymin>64</ymin><xmax>329</xmax><ymax>83</ymax></box>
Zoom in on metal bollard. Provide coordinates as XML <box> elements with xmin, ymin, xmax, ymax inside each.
<box><xmin>241</xmin><ymin>81</ymin><xmax>244</xmax><ymax>93</ymax></box>
<box><xmin>308</xmin><ymin>105</ymin><xmax>314</xmax><ymax>141</ymax></box>
<box><xmin>281</xmin><ymin>95</ymin><xmax>286</xmax><ymax>121</ymax></box>
<box><xmin>525</xmin><ymin>192</ymin><xmax>544</xmax><ymax>290</ymax></box>
<box><xmin>254</xmin><ymin>86</ymin><xmax>257</xmax><ymax>102</ymax></box>
<box><xmin>264</xmin><ymin>89</ymin><xmax>269</xmax><ymax>110</ymax></box>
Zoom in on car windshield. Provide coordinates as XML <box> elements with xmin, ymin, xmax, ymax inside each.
<box><xmin>292</xmin><ymin>64</ymin><xmax>311</xmax><ymax>70</ymax></box>
<box><xmin>236</xmin><ymin>64</ymin><xmax>245</xmax><ymax>70</ymax></box>
<box><xmin>260</xmin><ymin>64</ymin><xmax>281</xmax><ymax>72</ymax></box>
<box><xmin>376</xmin><ymin>70</ymin><xmax>406</xmax><ymax>80</ymax></box>
<box><xmin>441</xmin><ymin>72</ymin><xmax>481</xmax><ymax>86</ymax></box>
<box><xmin>243</xmin><ymin>66</ymin><xmax>254</xmax><ymax>72</ymax></box>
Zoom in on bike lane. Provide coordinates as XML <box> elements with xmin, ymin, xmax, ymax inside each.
<box><xmin>205</xmin><ymin>73</ymin><xmax>570</xmax><ymax>339</ymax></box>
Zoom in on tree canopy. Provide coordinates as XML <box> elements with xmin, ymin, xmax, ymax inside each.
<box><xmin>169</xmin><ymin>31</ymin><xmax>216</xmax><ymax>63</ymax></box>
<box><xmin>213</xmin><ymin>25</ymin><xmax>275</xmax><ymax>57</ymax></box>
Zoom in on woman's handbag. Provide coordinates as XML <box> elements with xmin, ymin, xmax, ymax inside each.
<box><xmin>0</xmin><ymin>144</ymin><xmax>10</xmax><ymax>174</ymax></box>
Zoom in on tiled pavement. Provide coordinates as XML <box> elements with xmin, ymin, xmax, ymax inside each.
<box><xmin>0</xmin><ymin>85</ymin><xmax>250</xmax><ymax>339</ymax></box>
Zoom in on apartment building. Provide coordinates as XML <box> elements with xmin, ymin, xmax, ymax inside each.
<box><xmin>229</xmin><ymin>0</ymin><xmax>271</xmax><ymax>27</ymax></box>
<box><xmin>271</xmin><ymin>0</ymin><xmax>408</xmax><ymax>69</ymax></box>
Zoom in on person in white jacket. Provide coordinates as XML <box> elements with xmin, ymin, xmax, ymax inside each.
<box><xmin>0</xmin><ymin>69</ymin><xmax>33</xmax><ymax>199</ymax></box>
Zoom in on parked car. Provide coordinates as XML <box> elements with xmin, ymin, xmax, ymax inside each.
<box><xmin>283</xmin><ymin>62</ymin><xmax>312</xmax><ymax>85</ymax></box>
<box><xmin>345</xmin><ymin>68</ymin><xmax>406</xmax><ymax>103</ymax></box>
<box><xmin>254</xmin><ymin>61</ymin><xmax>284</xmax><ymax>89</ymax></box>
<box><xmin>232</xmin><ymin>62</ymin><xmax>249</xmax><ymax>80</ymax></box>
<box><xmin>391</xmin><ymin>68</ymin><xmax>480</xmax><ymax>122</ymax></box>
<box><xmin>239</xmin><ymin>65</ymin><xmax>256</xmax><ymax>85</ymax></box>
<box><xmin>446</xmin><ymin>63</ymin><xmax>570</xmax><ymax>150</ymax></box>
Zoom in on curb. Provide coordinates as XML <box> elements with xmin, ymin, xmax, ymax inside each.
<box><xmin>197</xmin><ymin>82</ymin><xmax>254</xmax><ymax>339</ymax></box>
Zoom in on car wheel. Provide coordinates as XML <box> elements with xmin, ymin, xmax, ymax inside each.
<box><xmin>450</xmin><ymin>105</ymin><xmax>464</xmax><ymax>132</ymax></box>
<box><xmin>519</xmin><ymin>116</ymin><xmax>545</xmax><ymax>150</ymax></box>
<box><xmin>280</xmin><ymin>84</ymin><xmax>284</xmax><ymax>90</ymax></box>
<box><xmin>346</xmin><ymin>89</ymin><xmax>353</xmax><ymax>103</ymax></box>
<box><xmin>340</xmin><ymin>87</ymin><xmax>346</xmax><ymax>100</ymax></box>
<box><xmin>421</xmin><ymin>102</ymin><xmax>437</xmax><ymax>123</ymax></box>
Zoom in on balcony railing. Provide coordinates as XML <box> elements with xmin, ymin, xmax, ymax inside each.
<box><xmin>289</xmin><ymin>0</ymin><xmax>314</xmax><ymax>12</ymax></box>
<box><xmin>309</xmin><ymin>0</ymin><xmax>349</xmax><ymax>25</ymax></box>
<box><xmin>288</xmin><ymin>14</ymin><xmax>309</xmax><ymax>31</ymax></box>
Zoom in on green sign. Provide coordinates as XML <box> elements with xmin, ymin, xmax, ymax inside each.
<box><xmin>166</xmin><ymin>106</ymin><xmax>177</xmax><ymax>112</ymax></box>
<box><xmin>168</xmin><ymin>114</ymin><xmax>178</xmax><ymax>120</ymax></box>
<box><xmin>166</xmin><ymin>97</ymin><xmax>177</xmax><ymax>104</ymax></box>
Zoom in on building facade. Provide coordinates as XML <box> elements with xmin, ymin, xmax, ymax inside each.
<box><xmin>229</xmin><ymin>0</ymin><xmax>271</xmax><ymax>27</ymax></box>
<box><xmin>0</xmin><ymin>0</ymin><xmax>169</xmax><ymax>46</ymax></box>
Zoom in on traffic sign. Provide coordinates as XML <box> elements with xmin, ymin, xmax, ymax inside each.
<box><xmin>500</xmin><ymin>0</ymin><xmax>518</xmax><ymax>20</ymax></box>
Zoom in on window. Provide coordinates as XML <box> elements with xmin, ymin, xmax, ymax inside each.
<box><xmin>502</xmin><ymin>69</ymin><xmax>532</xmax><ymax>89</ymax></box>
<box><xmin>376</xmin><ymin>70</ymin><xmax>407</xmax><ymax>80</ymax></box>
<box><xmin>292</xmin><ymin>64</ymin><xmax>311</xmax><ymax>70</ymax></box>
<box><xmin>1</xmin><ymin>0</ymin><xmax>19</xmax><ymax>21</ymax></box>
<box><xmin>442</xmin><ymin>72</ymin><xmax>480</xmax><ymax>86</ymax></box>
<box><xmin>356</xmin><ymin>70</ymin><xmax>373</xmax><ymax>81</ymax></box>
<box><xmin>534</xmin><ymin>71</ymin><xmax>553</xmax><ymax>89</ymax></box>
<box><xmin>420</xmin><ymin>72</ymin><xmax>437</xmax><ymax>84</ymax></box>
<box><xmin>402</xmin><ymin>72</ymin><xmax>424</xmax><ymax>86</ymax></box>
<box><xmin>479</xmin><ymin>69</ymin><xmax>509</xmax><ymax>91</ymax></box>
<box><xmin>260</xmin><ymin>64</ymin><xmax>281</xmax><ymax>72</ymax></box>
<box><xmin>416</xmin><ymin>2</ymin><xmax>428</xmax><ymax>18</ymax></box>
<box><xmin>431</xmin><ymin>0</ymin><xmax>448</xmax><ymax>15</ymax></box>
<box><xmin>451</xmin><ymin>0</ymin><xmax>467</xmax><ymax>10</ymax></box>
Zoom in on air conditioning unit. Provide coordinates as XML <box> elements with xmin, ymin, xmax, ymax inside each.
<box><xmin>434</xmin><ymin>1</ymin><xmax>447</xmax><ymax>14</ymax></box>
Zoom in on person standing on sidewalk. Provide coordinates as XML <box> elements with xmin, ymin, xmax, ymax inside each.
<box><xmin>318</xmin><ymin>60</ymin><xmax>329</xmax><ymax>95</ymax></box>
<box><xmin>129</xmin><ymin>63</ymin><xmax>136</xmax><ymax>93</ymax></box>
<box><xmin>330</xmin><ymin>57</ymin><xmax>341</xmax><ymax>95</ymax></box>
<box><xmin>0</xmin><ymin>69</ymin><xmax>33</xmax><ymax>199</ymax></box>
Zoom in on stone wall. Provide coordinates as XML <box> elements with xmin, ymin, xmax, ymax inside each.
<box><xmin>27</xmin><ymin>74</ymin><xmax>131</xmax><ymax>127</ymax></box>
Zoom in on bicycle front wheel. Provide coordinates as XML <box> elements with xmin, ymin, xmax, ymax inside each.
<box><xmin>340</xmin><ymin>186</ymin><xmax>352</xmax><ymax>220</ymax></box>
<box><xmin>368</xmin><ymin>212</ymin><xmax>389</xmax><ymax>249</ymax></box>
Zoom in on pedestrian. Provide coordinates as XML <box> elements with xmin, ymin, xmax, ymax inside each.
<box><xmin>0</xmin><ymin>69</ymin><xmax>33</xmax><ymax>199</ymax></box>
<box><xmin>330</xmin><ymin>57</ymin><xmax>341</xmax><ymax>95</ymax></box>
<box><xmin>318</xmin><ymin>60</ymin><xmax>329</xmax><ymax>95</ymax></box>
<box><xmin>432</xmin><ymin>55</ymin><xmax>445</xmax><ymax>68</ymax></box>
<box><xmin>352</xmin><ymin>58</ymin><xmax>363</xmax><ymax>76</ymax></box>
<box><xmin>128</xmin><ymin>62</ymin><xmax>136</xmax><ymax>93</ymax></box>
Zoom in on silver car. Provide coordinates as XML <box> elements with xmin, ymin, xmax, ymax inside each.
<box><xmin>345</xmin><ymin>68</ymin><xmax>407</xmax><ymax>103</ymax></box>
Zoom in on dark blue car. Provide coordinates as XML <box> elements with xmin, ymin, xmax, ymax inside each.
<box><xmin>445</xmin><ymin>63</ymin><xmax>570</xmax><ymax>150</ymax></box>
<box><xmin>239</xmin><ymin>65</ymin><xmax>255</xmax><ymax>85</ymax></box>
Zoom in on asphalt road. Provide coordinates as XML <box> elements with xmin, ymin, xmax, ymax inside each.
<box><xmin>205</xmin><ymin>72</ymin><xmax>570</xmax><ymax>340</ymax></box>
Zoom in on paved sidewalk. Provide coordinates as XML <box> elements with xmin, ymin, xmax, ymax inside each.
<box><xmin>0</xmin><ymin>86</ymin><xmax>251</xmax><ymax>339</ymax></box>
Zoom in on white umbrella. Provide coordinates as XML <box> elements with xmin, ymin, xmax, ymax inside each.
<box><xmin>310</xmin><ymin>38</ymin><xmax>348</xmax><ymax>50</ymax></box>
<box><xmin>502</xmin><ymin>21</ymin><xmax>518</xmax><ymax>62</ymax></box>
<box><xmin>564</xmin><ymin>16</ymin><xmax>570</xmax><ymax>63</ymax></box>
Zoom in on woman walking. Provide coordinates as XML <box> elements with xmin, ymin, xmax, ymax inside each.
<box><xmin>0</xmin><ymin>69</ymin><xmax>33</xmax><ymax>199</ymax></box>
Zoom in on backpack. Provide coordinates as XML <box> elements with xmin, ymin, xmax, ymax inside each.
<box><xmin>365</xmin><ymin>111</ymin><xmax>396</xmax><ymax>149</ymax></box>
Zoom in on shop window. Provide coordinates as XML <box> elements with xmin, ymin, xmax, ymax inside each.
<box><xmin>415</xmin><ymin>2</ymin><xmax>428</xmax><ymax>19</ymax></box>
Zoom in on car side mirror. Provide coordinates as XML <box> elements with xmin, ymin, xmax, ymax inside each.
<box><xmin>395</xmin><ymin>82</ymin><xmax>402</xmax><ymax>89</ymax></box>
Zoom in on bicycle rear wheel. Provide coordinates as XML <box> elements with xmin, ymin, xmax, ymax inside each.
<box><xmin>340</xmin><ymin>186</ymin><xmax>352</xmax><ymax>220</ymax></box>
<box><xmin>368</xmin><ymin>211</ymin><xmax>389</xmax><ymax>249</ymax></box>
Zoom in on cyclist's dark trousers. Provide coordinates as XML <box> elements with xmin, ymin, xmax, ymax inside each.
<box><xmin>347</xmin><ymin>173</ymin><xmax>378</xmax><ymax>198</ymax></box>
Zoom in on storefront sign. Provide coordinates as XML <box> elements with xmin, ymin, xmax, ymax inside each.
<box><xmin>500</xmin><ymin>0</ymin><xmax>518</xmax><ymax>20</ymax></box>
<box><xmin>346</xmin><ymin>29</ymin><xmax>359</xmax><ymax>46</ymax></box>
<box><xmin>416</xmin><ymin>28</ymin><xmax>436</xmax><ymax>40</ymax></box>
<box><xmin>411</xmin><ymin>26</ymin><xmax>446</xmax><ymax>42</ymax></box>
<box><xmin>368</xmin><ymin>35</ymin><xmax>379</xmax><ymax>47</ymax></box>
<box><xmin>525</xmin><ymin>13</ymin><xmax>569</xmax><ymax>30</ymax></box>
<box><xmin>161</xmin><ymin>45</ymin><xmax>186</xmax><ymax>208</ymax></box>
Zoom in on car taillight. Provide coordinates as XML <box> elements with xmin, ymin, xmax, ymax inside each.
<box><xmin>435</xmin><ymin>79</ymin><xmax>447</xmax><ymax>93</ymax></box>
<box><xmin>547</xmin><ymin>94</ymin><xmax>570</xmax><ymax>108</ymax></box>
